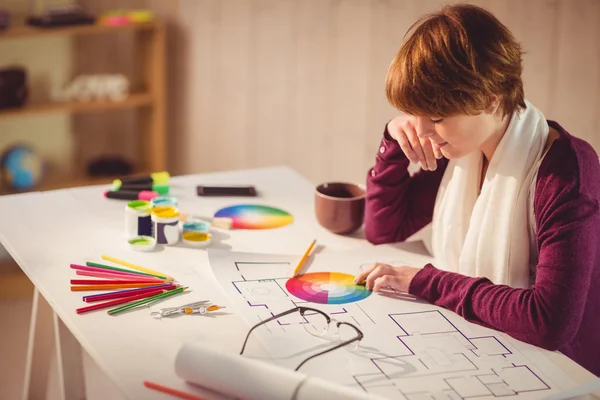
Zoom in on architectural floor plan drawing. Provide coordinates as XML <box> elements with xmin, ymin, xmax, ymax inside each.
<box><xmin>354</xmin><ymin>309</ymin><xmax>552</xmax><ymax>399</ymax></box>
<box><xmin>207</xmin><ymin>248</ymin><xmax>578</xmax><ymax>399</ymax></box>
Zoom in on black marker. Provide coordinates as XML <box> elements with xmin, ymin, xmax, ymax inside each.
<box><xmin>104</xmin><ymin>190</ymin><xmax>158</xmax><ymax>201</ymax></box>
<box><xmin>196</xmin><ymin>185</ymin><xmax>257</xmax><ymax>197</ymax></box>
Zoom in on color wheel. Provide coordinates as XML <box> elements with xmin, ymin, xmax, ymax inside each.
<box><xmin>286</xmin><ymin>272</ymin><xmax>372</xmax><ymax>305</ymax></box>
<box><xmin>214</xmin><ymin>204</ymin><xmax>293</xmax><ymax>229</ymax></box>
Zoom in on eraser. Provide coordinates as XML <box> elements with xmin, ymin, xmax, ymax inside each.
<box><xmin>212</xmin><ymin>217</ymin><xmax>233</xmax><ymax>230</ymax></box>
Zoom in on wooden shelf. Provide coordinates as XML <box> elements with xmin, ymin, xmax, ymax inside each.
<box><xmin>0</xmin><ymin>169</ymin><xmax>152</xmax><ymax>196</ymax></box>
<box><xmin>0</xmin><ymin>92</ymin><xmax>153</xmax><ymax>121</ymax></box>
<box><xmin>0</xmin><ymin>21</ymin><xmax>158</xmax><ymax>41</ymax></box>
<box><xmin>0</xmin><ymin>17</ymin><xmax>166</xmax><ymax>188</ymax></box>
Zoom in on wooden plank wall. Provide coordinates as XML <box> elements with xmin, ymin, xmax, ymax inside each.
<box><xmin>85</xmin><ymin>0</ymin><xmax>600</xmax><ymax>184</ymax></box>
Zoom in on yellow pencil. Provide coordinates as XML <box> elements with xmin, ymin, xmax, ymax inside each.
<box><xmin>293</xmin><ymin>240</ymin><xmax>317</xmax><ymax>277</ymax></box>
<box><xmin>101</xmin><ymin>255</ymin><xmax>175</xmax><ymax>280</ymax></box>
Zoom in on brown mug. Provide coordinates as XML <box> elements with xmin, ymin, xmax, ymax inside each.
<box><xmin>315</xmin><ymin>182</ymin><xmax>366</xmax><ymax>234</ymax></box>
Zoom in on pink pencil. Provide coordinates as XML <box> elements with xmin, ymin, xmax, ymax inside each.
<box><xmin>77</xmin><ymin>289</ymin><xmax>165</xmax><ymax>314</ymax></box>
<box><xmin>71</xmin><ymin>279</ymin><xmax>165</xmax><ymax>285</ymax></box>
<box><xmin>70</xmin><ymin>263</ymin><xmax>159</xmax><ymax>279</ymax></box>
<box><xmin>76</xmin><ymin>270</ymin><xmax>164</xmax><ymax>281</ymax></box>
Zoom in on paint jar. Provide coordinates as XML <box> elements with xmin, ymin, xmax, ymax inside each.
<box><xmin>182</xmin><ymin>221</ymin><xmax>212</xmax><ymax>247</ymax></box>
<box><xmin>151</xmin><ymin>206</ymin><xmax>180</xmax><ymax>245</ymax></box>
<box><xmin>125</xmin><ymin>200</ymin><xmax>152</xmax><ymax>239</ymax></box>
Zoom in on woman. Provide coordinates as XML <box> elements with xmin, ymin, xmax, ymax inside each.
<box><xmin>355</xmin><ymin>4</ymin><xmax>600</xmax><ymax>376</ymax></box>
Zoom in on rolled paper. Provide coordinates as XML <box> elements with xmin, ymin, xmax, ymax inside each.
<box><xmin>174</xmin><ymin>342</ymin><xmax>387</xmax><ymax>400</ymax></box>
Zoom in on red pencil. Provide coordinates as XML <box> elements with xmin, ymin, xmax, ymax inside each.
<box><xmin>77</xmin><ymin>289</ymin><xmax>165</xmax><ymax>314</ymax></box>
<box><xmin>71</xmin><ymin>279</ymin><xmax>165</xmax><ymax>285</ymax></box>
<box><xmin>83</xmin><ymin>284</ymin><xmax>176</xmax><ymax>303</ymax></box>
<box><xmin>143</xmin><ymin>381</ymin><xmax>207</xmax><ymax>400</ymax></box>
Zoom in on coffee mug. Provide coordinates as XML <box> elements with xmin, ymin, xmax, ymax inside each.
<box><xmin>315</xmin><ymin>182</ymin><xmax>366</xmax><ymax>235</ymax></box>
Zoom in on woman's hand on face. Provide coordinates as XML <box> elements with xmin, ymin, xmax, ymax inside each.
<box><xmin>387</xmin><ymin>115</ymin><xmax>443</xmax><ymax>171</ymax></box>
<box><xmin>353</xmin><ymin>263</ymin><xmax>421</xmax><ymax>293</ymax></box>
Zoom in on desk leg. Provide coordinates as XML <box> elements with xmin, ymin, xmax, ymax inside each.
<box><xmin>53</xmin><ymin>312</ymin><xmax>86</xmax><ymax>399</ymax></box>
<box><xmin>23</xmin><ymin>288</ymin><xmax>55</xmax><ymax>400</ymax></box>
<box><xmin>22</xmin><ymin>288</ymin><xmax>86</xmax><ymax>400</ymax></box>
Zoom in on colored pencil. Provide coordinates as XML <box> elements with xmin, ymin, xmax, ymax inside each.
<box><xmin>83</xmin><ymin>284</ymin><xmax>175</xmax><ymax>302</ymax></box>
<box><xmin>71</xmin><ymin>263</ymin><xmax>147</xmax><ymax>278</ymax></box>
<box><xmin>71</xmin><ymin>283</ymin><xmax>164</xmax><ymax>291</ymax></box>
<box><xmin>85</xmin><ymin>261</ymin><xmax>168</xmax><ymax>280</ymax></box>
<box><xmin>76</xmin><ymin>269</ymin><xmax>164</xmax><ymax>281</ymax></box>
<box><xmin>143</xmin><ymin>381</ymin><xmax>207</xmax><ymax>400</ymax></box>
<box><xmin>108</xmin><ymin>287</ymin><xmax>187</xmax><ymax>315</ymax></box>
<box><xmin>71</xmin><ymin>279</ymin><xmax>165</xmax><ymax>285</ymax></box>
<box><xmin>101</xmin><ymin>255</ymin><xmax>174</xmax><ymax>280</ymax></box>
<box><xmin>77</xmin><ymin>289</ymin><xmax>165</xmax><ymax>314</ymax></box>
<box><xmin>292</xmin><ymin>239</ymin><xmax>317</xmax><ymax>277</ymax></box>
<box><xmin>72</xmin><ymin>263</ymin><xmax>161</xmax><ymax>279</ymax></box>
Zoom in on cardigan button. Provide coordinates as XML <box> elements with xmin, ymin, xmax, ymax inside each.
<box><xmin>370</xmin><ymin>169</ymin><xmax>376</xmax><ymax>177</ymax></box>
<box><xmin>379</xmin><ymin>146</ymin><xmax>385</xmax><ymax>154</ymax></box>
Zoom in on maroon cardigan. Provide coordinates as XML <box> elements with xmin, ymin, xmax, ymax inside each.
<box><xmin>365</xmin><ymin>120</ymin><xmax>600</xmax><ymax>376</ymax></box>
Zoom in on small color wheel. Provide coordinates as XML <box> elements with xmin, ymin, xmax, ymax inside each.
<box><xmin>127</xmin><ymin>236</ymin><xmax>156</xmax><ymax>252</ymax></box>
<box><xmin>214</xmin><ymin>204</ymin><xmax>293</xmax><ymax>229</ymax></box>
<box><xmin>286</xmin><ymin>272</ymin><xmax>371</xmax><ymax>304</ymax></box>
<box><xmin>182</xmin><ymin>231</ymin><xmax>212</xmax><ymax>248</ymax></box>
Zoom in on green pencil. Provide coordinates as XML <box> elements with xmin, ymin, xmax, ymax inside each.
<box><xmin>85</xmin><ymin>261</ymin><xmax>169</xmax><ymax>280</ymax></box>
<box><xmin>108</xmin><ymin>287</ymin><xmax>187</xmax><ymax>315</ymax></box>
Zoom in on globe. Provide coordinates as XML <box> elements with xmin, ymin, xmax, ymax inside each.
<box><xmin>1</xmin><ymin>145</ymin><xmax>44</xmax><ymax>190</ymax></box>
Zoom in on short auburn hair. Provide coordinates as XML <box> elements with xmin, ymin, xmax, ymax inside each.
<box><xmin>386</xmin><ymin>4</ymin><xmax>525</xmax><ymax>119</ymax></box>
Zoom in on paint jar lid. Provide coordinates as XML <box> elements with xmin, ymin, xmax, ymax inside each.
<box><xmin>182</xmin><ymin>231</ymin><xmax>212</xmax><ymax>248</ymax></box>
<box><xmin>150</xmin><ymin>205</ymin><xmax>179</xmax><ymax>219</ymax></box>
<box><xmin>127</xmin><ymin>236</ymin><xmax>156</xmax><ymax>252</ymax></box>
<box><xmin>127</xmin><ymin>200</ymin><xmax>151</xmax><ymax>212</ymax></box>
<box><xmin>182</xmin><ymin>221</ymin><xmax>210</xmax><ymax>233</ymax></box>
<box><xmin>151</xmin><ymin>196</ymin><xmax>178</xmax><ymax>207</ymax></box>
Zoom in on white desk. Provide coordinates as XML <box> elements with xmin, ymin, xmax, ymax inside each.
<box><xmin>0</xmin><ymin>166</ymin><xmax>595</xmax><ymax>399</ymax></box>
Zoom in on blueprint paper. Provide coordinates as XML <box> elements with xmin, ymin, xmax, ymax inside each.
<box><xmin>207</xmin><ymin>248</ymin><xmax>579</xmax><ymax>400</ymax></box>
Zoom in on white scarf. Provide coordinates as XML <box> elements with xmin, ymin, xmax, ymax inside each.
<box><xmin>431</xmin><ymin>100</ymin><xmax>548</xmax><ymax>288</ymax></box>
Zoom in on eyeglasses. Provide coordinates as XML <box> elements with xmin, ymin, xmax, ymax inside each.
<box><xmin>240</xmin><ymin>306</ymin><xmax>364</xmax><ymax>371</ymax></box>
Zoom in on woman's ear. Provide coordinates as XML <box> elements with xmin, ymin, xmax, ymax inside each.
<box><xmin>486</xmin><ymin>96</ymin><xmax>501</xmax><ymax>115</ymax></box>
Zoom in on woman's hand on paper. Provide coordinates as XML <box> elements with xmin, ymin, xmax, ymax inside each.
<box><xmin>353</xmin><ymin>263</ymin><xmax>421</xmax><ymax>293</ymax></box>
<box><xmin>387</xmin><ymin>115</ymin><xmax>442</xmax><ymax>171</ymax></box>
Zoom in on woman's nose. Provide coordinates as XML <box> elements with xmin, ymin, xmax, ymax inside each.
<box><xmin>415</xmin><ymin>117</ymin><xmax>435</xmax><ymax>138</ymax></box>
